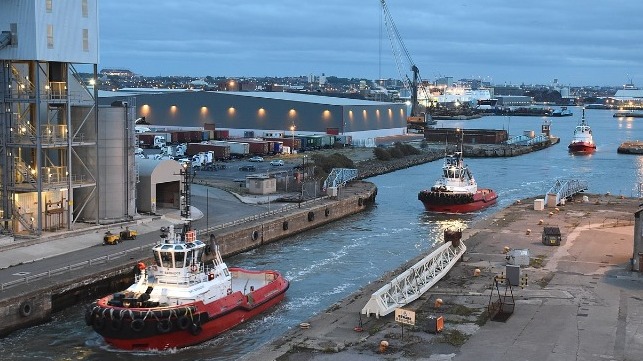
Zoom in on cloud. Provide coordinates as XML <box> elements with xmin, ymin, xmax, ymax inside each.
<box><xmin>98</xmin><ymin>0</ymin><xmax>643</xmax><ymax>86</ymax></box>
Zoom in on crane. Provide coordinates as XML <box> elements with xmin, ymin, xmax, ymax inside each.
<box><xmin>380</xmin><ymin>0</ymin><xmax>432</xmax><ymax>131</ymax></box>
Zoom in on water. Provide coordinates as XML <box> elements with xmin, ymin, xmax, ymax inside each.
<box><xmin>2</xmin><ymin>109</ymin><xmax>641</xmax><ymax>360</ymax></box>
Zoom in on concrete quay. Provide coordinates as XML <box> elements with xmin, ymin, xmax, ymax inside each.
<box><xmin>0</xmin><ymin>181</ymin><xmax>376</xmax><ymax>338</ymax></box>
<box><xmin>243</xmin><ymin>194</ymin><xmax>643</xmax><ymax>361</ymax></box>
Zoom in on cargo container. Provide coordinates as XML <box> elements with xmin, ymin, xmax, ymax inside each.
<box><xmin>137</xmin><ymin>132</ymin><xmax>171</xmax><ymax>148</ymax></box>
<box><xmin>265</xmin><ymin>137</ymin><xmax>301</xmax><ymax>152</ymax></box>
<box><xmin>296</xmin><ymin>135</ymin><xmax>322</xmax><ymax>150</ymax></box>
<box><xmin>210</xmin><ymin>140</ymin><xmax>249</xmax><ymax>156</ymax></box>
<box><xmin>335</xmin><ymin>134</ymin><xmax>353</xmax><ymax>146</ymax></box>
<box><xmin>213</xmin><ymin>129</ymin><xmax>230</xmax><ymax>140</ymax></box>
<box><xmin>238</xmin><ymin>139</ymin><xmax>270</xmax><ymax>155</ymax></box>
<box><xmin>326</xmin><ymin>127</ymin><xmax>340</xmax><ymax>135</ymax></box>
<box><xmin>186</xmin><ymin>143</ymin><xmax>230</xmax><ymax>160</ymax></box>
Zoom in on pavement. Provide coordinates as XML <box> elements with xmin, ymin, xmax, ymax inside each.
<box><xmin>0</xmin><ymin>186</ymin><xmax>274</xmax><ymax>271</ymax></box>
<box><xmin>241</xmin><ymin>194</ymin><xmax>643</xmax><ymax>361</ymax></box>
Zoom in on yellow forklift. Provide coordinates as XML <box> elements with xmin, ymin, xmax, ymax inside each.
<box><xmin>103</xmin><ymin>230</ymin><xmax>121</xmax><ymax>245</ymax></box>
<box><xmin>119</xmin><ymin>227</ymin><xmax>138</xmax><ymax>240</ymax></box>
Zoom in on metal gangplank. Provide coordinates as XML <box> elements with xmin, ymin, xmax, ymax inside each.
<box><xmin>545</xmin><ymin>179</ymin><xmax>588</xmax><ymax>206</ymax></box>
<box><xmin>322</xmin><ymin>168</ymin><xmax>358</xmax><ymax>189</ymax></box>
<box><xmin>361</xmin><ymin>240</ymin><xmax>466</xmax><ymax>318</ymax></box>
<box><xmin>505</xmin><ymin>134</ymin><xmax>549</xmax><ymax>146</ymax></box>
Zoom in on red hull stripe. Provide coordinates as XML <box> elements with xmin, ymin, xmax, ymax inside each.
<box><xmin>421</xmin><ymin>190</ymin><xmax>498</xmax><ymax>213</ymax></box>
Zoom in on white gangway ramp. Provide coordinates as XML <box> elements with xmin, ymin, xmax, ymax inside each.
<box><xmin>545</xmin><ymin>179</ymin><xmax>588</xmax><ymax>207</ymax></box>
<box><xmin>361</xmin><ymin>239</ymin><xmax>466</xmax><ymax>318</ymax></box>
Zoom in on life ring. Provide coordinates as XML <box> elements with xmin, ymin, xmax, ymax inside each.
<box><xmin>130</xmin><ymin>318</ymin><xmax>145</xmax><ymax>332</ymax></box>
<box><xmin>190</xmin><ymin>264</ymin><xmax>198</xmax><ymax>273</ymax></box>
<box><xmin>177</xmin><ymin>316</ymin><xmax>191</xmax><ymax>330</ymax></box>
<box><xmin>251</xmin><ymin>230</ymin><xmax>259</xmax><ymax>241</ymax></box>
<box><xmin>156</xmin><ymin>319</ymin><xmax>172</xmax><ymax>333</ymax></box>
<box><xmin>324</xmin><ymin>208</ymin><xmax>330</xmax><ymax>217</ymax></box>
<box><xmin>307</xmin><ymin>211</ymin><xmax>315</xmax><ymax>222</ymax></box>
<box><xmin>19</xmin><ymin>301</ymin><xmax>33</xmax><ymax>317</ymax></box>
<box><xmin>282</xmin><ymin>221</ymin><xmax>289</xmax><ymax>231</ymax></box>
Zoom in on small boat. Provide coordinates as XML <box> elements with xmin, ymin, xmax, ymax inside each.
<box><xmin>85</xmin><ymin>224</ymin><xmax>289</xmax><ymax>350</ymax></box>
<box><xmin>568</xmin><ymin>109</ymin><xmax>596</xmax><ymax>153</ymax></box>
<box><xmin>418</xmin><ymin>136</ymin><xmax>497</xmax><ymax>213</ymax></box>
<box><xmin>551</xmin><ymin>106</ymin><xmax>573</xmax><ymax>117</ymax></box>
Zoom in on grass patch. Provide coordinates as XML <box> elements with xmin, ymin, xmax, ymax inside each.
<box><xmin>476</xmin><ymin>309</ymin><xmax>489</xmax><ymax>326</ymax></box>
<box><xmin>440</xmin><ymin>329</ymin><xmax>469</xmax><ymax>346</ymax></box>
<box><xmin>445</xmin><ymin>304</ymin><xmax>475</xmax><ymax>317</ymax></box>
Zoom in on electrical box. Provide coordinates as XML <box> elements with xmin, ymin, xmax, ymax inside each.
<box><xmin>427</xmin><ymin>315</ymin><xmax>444</xmax><ymax>333</ymax></box>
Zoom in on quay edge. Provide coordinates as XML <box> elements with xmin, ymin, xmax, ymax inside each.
<box><xmin>0</xmin><ymin>181</ymin><xmax>376</xmax><ymax>338</ymax></box>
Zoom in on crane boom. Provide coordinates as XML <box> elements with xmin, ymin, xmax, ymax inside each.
<box><xmin>380</xmin><ymin>0</ymin><xmax>428</xmax><ymax>130</ymax></box>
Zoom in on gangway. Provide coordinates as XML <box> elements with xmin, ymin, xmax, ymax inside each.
<box><xmin>545</xmin><ymin>179</ymin><xmax>588</xmax><ymax>207</ymax></box>
<box><xmin>505</xmin><ymin>134</ymin><xmax>549</xmax><ymax>146</ymax></box>
<box><xmin>361</xmin><ymin>231</ymin><xmax>466</xmax><ymax>318</ymax></box>
<box><xmin>322</xmin><ymin>168</ymin><xmax>358</xmax><ymax>190</ymax></box>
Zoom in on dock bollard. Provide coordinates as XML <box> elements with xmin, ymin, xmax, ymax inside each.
<box><xmin>434</xmin><ymin>298</ymin><xmax>443</xmax><ymax>308</ymax></box>
<box><xmin>379</xmin><ymin>340</ymin><xmax>389</xmax><ymax>353</ymax></box>
<box><xmin>473</xmin><ymin>268</ymin><xmax>481</xmax><ymax>277</ymax></box>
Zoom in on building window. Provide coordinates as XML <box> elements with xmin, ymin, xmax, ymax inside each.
<box><xmin>46</xmin><ymin>0</ymin><xmax>52</xmax><ymax>12</ymax></box>
<box><xmin>82</xmin><ymin>29</ymin><xmax>89</xmax><ymax>51</ymax></box>
<box><xmin>47</xmin><ymin>24</ymin><xmax>54</xmax><ymax>49</ymax></box>
<box><xmin>82</xmin><ymin>0</ymin><xmax>88</xmax><ymax>17</ymax></box>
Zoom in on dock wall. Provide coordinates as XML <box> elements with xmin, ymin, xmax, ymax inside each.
<box><xmin>0</xmin><ymin>182</ymin><xmax>377</xmax><ymax>337</ymax></box>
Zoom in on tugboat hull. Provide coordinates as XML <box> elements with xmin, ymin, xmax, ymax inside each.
<box><xmin>418</xmin><ymin>189</ymin><xmax>498</xmax><ymax>213</ymax></box>
<box><xmin>568</xmin><ymin>142</ymin><xmax>596</xmax><ymax>153</ymax></box>
<box><xmin>87</xmin><ymin>269</ymin><xmax>289</xmax><ymax>350</ymax></box>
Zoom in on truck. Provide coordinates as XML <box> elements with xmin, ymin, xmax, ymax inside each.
<box><xmin>191</xmin><ymin>151</ymin><xmax>214</xmax><ymax>169</ymax></box>
<box><xmin>137</xmin><ymin>132</ymin><xmax>171</xmax><ymax>148</ymax></box>
<box><xmin>265</xmin><ymin>137</ymin><xmax>301</xmax><ymax>152</ymax></box>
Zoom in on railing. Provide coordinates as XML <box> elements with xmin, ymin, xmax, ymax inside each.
<box><xmin>545</xmin><ymin>179</ymin><xmax>589</xmax><ymax>206</ymax></box>
<box><xmin>361</xmin><ymin>240</ymin><xmax>466</xmax><ymax>318</ymax></box>
<box><xmin>1</xmin><ymin>243</ymin><xmax>156</xmax><ymax>291</ymax></box>
<box><xmin>506</xmin><ymin>134</ymin><xmax>550</xmax><ymax>146</ymax></box>
<box><xmin>1</xmin><ymin>195</ymin><xmax>333</xmax><ymax>291</ymax></box>
<box><xmin>322</xmin><ymin>168</ymin><xmax>358</xmax><ymax>190</ymax></box>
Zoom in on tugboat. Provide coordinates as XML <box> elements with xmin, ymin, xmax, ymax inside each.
<box><xmin>85</xmin><ymin>224</ymin><xmax>289</xmax><ymax>350</ymax></box>
<box><xmin>418</xmin><ymin>134</ymin><xmax>497</xmax><ymax>213</ymax></box>
<box><xmin>568</xmin><ymin>109</ymin><xmax>596</xmax><ymax>153</ymax></box>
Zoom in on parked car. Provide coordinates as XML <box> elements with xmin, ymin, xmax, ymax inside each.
<box><xmin>239</xmin><ymin>165</ymin><xmax>256</xmax><ymax>171</ymax></box>
<box><xmin>249</xmin><ymin>156</ymin><xmax>264</xmax><ymax>162</ymax></box>
<box><xmin>270</xmin><ymin>159</ymin><xmax>284</xmax><ymax>166</ymax></box>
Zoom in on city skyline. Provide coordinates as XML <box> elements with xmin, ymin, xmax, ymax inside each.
<box><xmin>98</xmin><ymin>1</ymin><xmax>643</xmax><ymax>87</ymax></box>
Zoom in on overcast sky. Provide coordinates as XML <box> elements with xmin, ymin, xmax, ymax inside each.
<box><xmin>98</xmin><ymin>0</ymin><xmax>643</xmax><ymax>87</ymax></box>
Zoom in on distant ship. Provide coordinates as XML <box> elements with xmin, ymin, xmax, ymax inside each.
<box><xmin>551</xmin><ymin>107</ymin><xmax>573</xmax><ymax>117</ymax></box>
<box><xmin>418</xmin><ymin>138</ymin><xmax>497</xmax><ymax>213</ymax></box>
<box><xmin>85</xmin><ymin>224</ymin><xmax>289</xmax><ymax>350</ymax></box>
<box><xmin>568</xmin><ymin>109</ymin><xmax>596</xmax><ymax>153</ymax></box>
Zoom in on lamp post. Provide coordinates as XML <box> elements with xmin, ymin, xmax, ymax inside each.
<box><xmin>290</xmin><ymin>124</ymin><xmax>295</xmax><ymax>154</ymax></box>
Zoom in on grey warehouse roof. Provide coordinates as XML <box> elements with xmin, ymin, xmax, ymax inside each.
<box><xmin>226</xmin><ymin>91</ymin><xmax>393</xmax><ymax>106</ymax></box>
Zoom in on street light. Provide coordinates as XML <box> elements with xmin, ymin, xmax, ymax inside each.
<box><xmin>290</xmin><ymin>124</ymin><xmax>295</xmax><ymax>154</ymax></box>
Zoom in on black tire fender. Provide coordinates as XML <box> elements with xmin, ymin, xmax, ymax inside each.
<box><xmin>19</xmin><ymin>301</ymin><xmax>33</xmax><ymax>317</ymax></box>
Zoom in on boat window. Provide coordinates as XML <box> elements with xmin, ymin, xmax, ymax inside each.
<box><xmin>186</xmin><ymin>250</ymin><xmax>195</xmax><ymax>267</ymax></box>
<box><xmin>160</xmin><ymin>251</ymin><xmax>173</xmax><ymax>268</ymax></box>
<box><xmin>175</xmin><ymin>250</ymin><xmax>185</xmax><ymax>268</ymax></box>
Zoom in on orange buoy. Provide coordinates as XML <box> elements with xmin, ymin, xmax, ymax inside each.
<box><xmin>137</xmin><ymin>262</ymin><xmax>146</xmax><ymax>270</ymax></box>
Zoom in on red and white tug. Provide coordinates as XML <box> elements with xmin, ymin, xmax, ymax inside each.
<box><xmin>85</xmin><ymin>224</ymin><xmax>289</xmax><ymax>350</ymax></box>
<box><xmin>568</xmin><ymin>109</ymin><xmax>596</xmax><ymax>153</ymax></box>
<box><xmin>418</xmin><ymin>141</ymin><xmax>497</xmax><ymax>213</ymax></box>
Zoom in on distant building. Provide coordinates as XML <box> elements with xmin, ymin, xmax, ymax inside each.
<box><xmin>100</xmin><ymin>68</ymin><xmax>136</xmax><ymax>77</ymax></box>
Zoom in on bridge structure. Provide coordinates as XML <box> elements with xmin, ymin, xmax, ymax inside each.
<box><xmin>545</xmin><ymin>179</ymin><xmax>589</xmax><ymax>207</ymax></box>
<box><xmin>322</xmin><ymin>168</ymin><xmax>358</xmax><ymax>190</ymax></box>
<box><xmin>361</xmin><ymin>239</ymin><xmax>466</xmax><ymax>318</ymax></box>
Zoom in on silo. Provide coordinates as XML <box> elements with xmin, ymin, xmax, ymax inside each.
<box><xmin>75</xmin><ymin>104</ymin><xmax>136</xmax><ymax>221</ymax></box>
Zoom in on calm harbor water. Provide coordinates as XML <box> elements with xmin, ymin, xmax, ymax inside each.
<box><xmin>1</xmin><ymin>108</ymin><xmax>641</xmax><ymax>360</ymax></box>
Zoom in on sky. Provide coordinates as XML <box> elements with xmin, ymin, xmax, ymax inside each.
<box><xmin>98</xmin><ymin>0</ymin><xmax>643</xmax><ymax>87</ymax></box>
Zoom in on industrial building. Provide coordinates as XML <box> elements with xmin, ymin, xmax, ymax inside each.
<box><xmin>98</xmin><ymin>90</ymin><xmax>409</xmax><ymax>143</ymax></box>
<box><xmin>0</xmin><ymin>1</ymin><xmax>179</xmax><ymax>236</ymax></box>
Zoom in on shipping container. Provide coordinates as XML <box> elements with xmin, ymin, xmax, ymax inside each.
<box><xmin>210</xmin><ymin>141</ymin><xmax>250</xmax><ymax>156</ymax></box>
<box><xmin>137</xmin><ymin>132</ymin><xmax>171</xmax><ymax>148</ymax></box>
<box><xmin>186</xmin><ymin>143</ymin><xmax>231</xmax><ymax>160</ymax></box>
<box><xmin>238</xmin><ymin>139</ymin><xmax>270</xmax><ymax>155</ymax></box>
<box><xmin>326</xmin><ymin>127</ymin><xmax>340</xmax><ymax>135</ymax></box>
<box><xmin>335</xmin><ymin>134</ymin><xmax>353</xmax><ymax>146</ymax></box>
<box><xmin>265</xmin><ymin>137</ymin><xmax>301</xmax><ymax>152</ymax></box>
<box><xmin>213</xmin><ymin>129</ymin><xmax>230</xmax><ymax>140</ymax></box>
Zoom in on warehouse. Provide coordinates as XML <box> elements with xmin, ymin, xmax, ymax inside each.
<box><xmin>99</xmin><ymin>90</ymin><xmax>408</xmax><ymax>142</ymax></box>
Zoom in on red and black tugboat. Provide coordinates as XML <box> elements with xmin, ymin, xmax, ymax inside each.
<box><xmin>85</xmin><ymin>224</ymin><xmax>289</xmax><ymax>350</ymax></box>
<box><xmin>568</xmin><ymin>108</ymin><xmax>596</xmax><ymax>153</ymax></box>
<box><xmin>418</xmin><ymin>137</ymin><xmax>497</xmax><ymax>213</ymax></box>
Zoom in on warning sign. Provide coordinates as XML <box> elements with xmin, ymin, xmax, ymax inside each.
<box><xmin>394</xmin><ymin>308</ymin><xmax>416</xmax><ymax>326</ymax></box>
